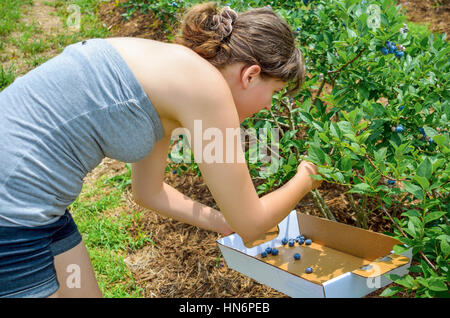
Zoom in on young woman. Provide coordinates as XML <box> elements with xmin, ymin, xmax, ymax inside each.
<box><xmin>0</xmin><ymin>2</ymin><xmax>321</xmax><ymax>298</ymax></box>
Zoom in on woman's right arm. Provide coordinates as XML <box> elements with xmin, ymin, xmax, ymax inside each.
<box><xmin>168</xmin><ymin>62</ymin><xmax>320</xmax><ymax>243</ymax></box>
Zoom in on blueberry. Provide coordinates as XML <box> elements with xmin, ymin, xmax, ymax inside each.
<box><xmin>282</xmin><ymin>238</ymin><xmax>288</xmax><ymax>245</ymax></box>
<box><xmin>419</xmin><ymin>128</ymin><xmax>425</xmax><ymax>135</ymax></box>
<box><xmin>395</xmin><ymin>124</ymin><xmax>404</xmax><ymax>133</ymax></box>
<box><xmin>388</xmin><ymin>44</ymin><xmax>396</xmax><ymax>54</ymax></box>
<box><xmin>172</xmin><ymin>169</ymin><xmax>177</xmax><ymax>174</ymax></box>
<box><xmin>298</xmin><ymin>239</ymin><xmax>305</xmax><ymax>245</ymax></box>
<box><xmin>288</xmin><ymin>239</ymin><xmax>295</xmax><ymax>247</ymax></box>
<box><xmin>296</xmin><ymin>26</ymin><xmax>301</xmax><ymax>32</ymax></box>
<box><xmin>171</xmin><ymin>1</ymin><xmax>178</xmax><ymax>7</ymax></box>
<box><xmin>305</xmin><ymin>267</ymin><xmax>313</xmax><ymax>274</ymax></box>
<box><xmin>387</xmin><ymin>179</ymin><xmax>395</xmax><ymax>185</ymax></box>
<box><xmin>295</xmin><ymin>235</ymin><xmax>303</xmax><ymax>242</ymax></box>
<box><xmin>271</xmin><ymin>248</ymin><xmax>279</xmax><ymax>256</ymax></box>
<box><xmin>385</xmin><ymin>40</ymin><xmax>392</xmax><ymax>47</ymax></box>
<box><xmin>399</xmin><ymin>106</ymin><xmax>404</xmax><ymax>110</ymax></box>
<box><xmin>265</xmin><ymin>247</ymin><xmax>272</xmax><ymax>254</ymax></box>
<box><xmin>305</xmin><ymin>239</ymin><xmax>312</xmax><ymax>245</ymax></box>
<box><xmin>429</xmin><ymin>137</ymin><xmax>434</xmax><ymax>143</ymax></box>
<box><xmin>261</xmin><ymin>251</ymin><xmax>268</xmax><ymax>258</ymax></box>
<box><xmin>300</xmin><ymin>235</ymin><xmax>305</xmax><ymax>240</ymax></box>
<box><xmin>381</xmin><ymin>47</ymin><xmax>388</xmax><ymax>55</ymax></box>
<box><xmin>293</xmin><ymin>253</ymin><xmax>301</xmax><ymax>260</ymax></box>
<box><xmin>395</xmin><ymin>51</ymin><xmax>404</xmax><ymax>58</ymax></box>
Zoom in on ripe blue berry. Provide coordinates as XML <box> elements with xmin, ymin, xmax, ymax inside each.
<box><xmin>387</xmin><ymin>179</ymin><xmax>395</xmax><ymax>185</ymax></box>
<box><xmin>399</xmin><ymin>106</ymin><xmax>404</xmax><ymax>110</ymax></box>
<box><xmin>305</xmin><ymin>239</ymin><xmax>312</xmax><ymax>245</ymax></box>
<box><xmin>395</xmin><ymin>124</ymin><xmax>404</xmax><ymax>133</ymax></box>
<box><xmin>288</xmin><ymin>239</ymin><xmax>295</xmax><ymax>247</ymax></box>
<box><xmin>293</xmin><ymin>253</ymin><xmax>301</xmax><ymax>260</ymax></box>
<box><xmin>265</xmin><ymin>247</ymin><xmax>272</xmax><ymax>254</ymax></box>
<box><xmin>171</xmin><ymin>1</ymin><xmax>178</xmax><ymax>7</ymax></box>
<box><xmin>298</xmin><ymin>239</ymin><xmax>305</xmax><ymax>245</ymax></box>
<box><xmin>395</xmin><ymin>51</ymin><xmax>404</xmax><ymax>58</ymax></box>
<box><xmin>429</xmin><ymin>137</ymin><xmax>434</xmax><ymax>144</ymax></box>
<box><xmin>305</xmin><ymin>267</ymin><xmax>313</xmax><ymax>274</ymax></box>
<box><xmin>388</xmin><ymin>44</ymin><xmax>396</xmax><ymax>54</ymax></box>
<box><xmin>419</xmin><ymin>128</ymin><xmax>425</xmax><ymax>135</ymax></box>
<box><xmin>172</xmin><ymin>169</ymin><xmax>177</xmax><ymax>174</ymax></box>
<box><xmin>381</xmin><ymin>47</ymin><xmax>388</xmax><ymax>55</ymax></box>
<box><xmin>271</xmin><ymin>248</ymin><xmax>279</xmax><ymax>256</ymax></box>
<box><xmin>282</xmin><ymin>238</ymin><xmax>288</xmax><ymax>245</ymax></box>
<box><xmin>261</xmin><ymin>251</ymin><xmax>268</xmax><ymax>258</ymax></box>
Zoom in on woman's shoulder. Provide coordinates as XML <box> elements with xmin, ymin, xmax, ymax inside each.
<box><xmin>106</xmin><ymin>37</ymin><xmax>231</xmax><ymax>123</ymax></box>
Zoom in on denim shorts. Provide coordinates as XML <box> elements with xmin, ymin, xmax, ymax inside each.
<box><xmin>0</xmin><ymin>209</ymin><xmax>82</xmax><ymax>298</ymax></box>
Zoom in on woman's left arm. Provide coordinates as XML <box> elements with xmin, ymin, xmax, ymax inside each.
<box><xmin>131</xmin><ymin>135</ymin><xmax>234</xmax><ymax>236</ymax></box>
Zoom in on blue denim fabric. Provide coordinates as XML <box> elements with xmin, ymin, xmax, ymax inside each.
<box><xmin>0</xmin><ymin>209</ymin><xmax>82</xmax><ymax>298</ymax></box>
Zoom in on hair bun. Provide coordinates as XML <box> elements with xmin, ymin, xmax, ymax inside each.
<box><xmin>209</xmin><ymin>6</ymin><xmax>238</xmax><ymax>41</ymax></box>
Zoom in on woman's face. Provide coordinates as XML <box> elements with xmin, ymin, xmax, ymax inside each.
<box><xmin>220</xmin><ymin>63</ymin><xmax>287</xmax><ymax>123</ymax></box>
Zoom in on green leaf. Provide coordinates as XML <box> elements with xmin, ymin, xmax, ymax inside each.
<box><xmin>374</xmin><ymin>147</ymin><xmax>387</xmax><ymax>162</ymax></box>
<box><xmin>423</xmin><ymin>127</ymin><xmax>438</xmax><ymax>138</ymax></box>
<box><xmin>403</xmin><ymin>182</ymin><xmax>424</xmax><ymax>200</ymax></box>
<box><xmin>432</xmin><ymin>135</ymin><xmax>449</xmax><ymax>148</ymax></box>
<box><xmin>393</xmin><ymin>244</ymin><xmax>410</xmax><ymax>254</ymax></box>
<box><xmin>441</xmin><ymin>238</ymin><xmax>450</xmax><ymax>256</ymax></box>
<box><xmin>428</xmin><ymin>278</ymin><xmax>448</xmax><ymax>292</ymax></box>
<box><xmin>417</xmin><ymin>158</ymin><xmax>432</xmax><ymax>180</ymax></box>
<box><xmin>340</xmin><ymin>156</ymin><xmax>352</xmax><ymax>171</ymax></box>
<box><xmin>348</xmin><ymin>183</ymin><xmax>372</xmax><ymax>194</ymax></box>
<box><xmin>413</xmin><ymin>175</ymin><xmax>430</xmax><ymax>191</ymax></box>
<box><xmin>380</xmin><ymin>286</ymin><xmax>403</xmax><ymax>297</ymax></box>
<box><xmin>330</xmin><ymin>122</ymin><xmax>342</xmax><ymax>140</ymax></box>
<box><xmin>308</xmin><ymin>144</ymin><xmax>326</xmax><ymax>165</ymax></box>
<box><xmin>424</xmin><ymin>212</ymin><xmax>446</xmax><ymax>224</ymax></box>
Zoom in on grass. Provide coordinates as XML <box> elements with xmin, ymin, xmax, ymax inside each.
<box><xmin>0</xmin><ymin>0</ymin><xmax>146</xmax><ymax>297</ymax></box>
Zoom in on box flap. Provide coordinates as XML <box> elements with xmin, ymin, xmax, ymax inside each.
<box><xmin>298</xmin><ymin>212</ymin><xmax>401</xmax><ymax>261</ymax></box>
<box><xmin>352</xmin><ymin>253</ymin><xmax>410</xmax><ymax>278</ymax></box>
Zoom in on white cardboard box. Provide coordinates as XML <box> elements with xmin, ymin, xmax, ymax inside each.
<box><xmin>217</xmin><ymin>210</ymin><xmax>412</xmax><ymax>298</ymax></box>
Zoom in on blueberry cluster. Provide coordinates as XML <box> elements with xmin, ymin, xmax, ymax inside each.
<box><xmin>419</xmin><ymin>127</ymin><xmax>434</xmax><ymax>143</ymax></box>
<box><xmin>261</xmin><ymin>246</ymin><xmax>279</xmax><ymax>258</ymax></box>
<box><xmin>262</xmin><ymin>236</ymin><xmax>314</xmax><ymax>274</ymax></box>
<box><xmin>381</xmin><ymin>41</ymin><xmax>405</xmax><ymax>58</ymax></box>
<box><xmin>282</xmin><ymin>235</ymin><xmax>312</xmax><ymax>246</ymax></box>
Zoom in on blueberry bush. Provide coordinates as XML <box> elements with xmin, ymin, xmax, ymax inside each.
<box><xmin>119</xmin><ymin>0</ymin><xmax>449</xmax><ymax>297</ymax></box>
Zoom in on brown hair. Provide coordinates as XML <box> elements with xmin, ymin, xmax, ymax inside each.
<box><xmin>174</xmin><ymin>2</ymin><xmax>305</xmax><ymax>96</ymax></box>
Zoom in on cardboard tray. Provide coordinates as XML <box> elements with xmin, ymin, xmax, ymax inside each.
<box><xmin>217</xmin><ymin>210</ymin><xmax>412</xmax><ymax>298</ymax></box>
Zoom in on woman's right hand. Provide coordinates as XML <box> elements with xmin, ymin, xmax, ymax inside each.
<box><xmin>296</xmin><ymin>160</ymin><xmax>322</xmax><ymax>191</ymax></box>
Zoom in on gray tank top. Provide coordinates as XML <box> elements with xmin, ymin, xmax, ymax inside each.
<box><xmin>0</xmin><ymin>39</ymin><xmax>165</xmax><ymax>227</ymax></box>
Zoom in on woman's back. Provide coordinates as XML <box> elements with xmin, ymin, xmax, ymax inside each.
<box><xmin>0</xmin><ymin>38</ymin><xmax>166</xmax><ymax>227</ymax></box>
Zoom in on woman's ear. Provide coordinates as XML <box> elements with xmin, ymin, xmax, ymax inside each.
<box><xmin>241</xmin><ymin>64</ymin><xmax>261</xmax><ymax>88</ymax></box>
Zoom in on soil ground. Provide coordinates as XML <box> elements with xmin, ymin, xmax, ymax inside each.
<box><xmin>89</xmin><ymin>0</ymin><xmax>446</xmax><ymax>298</ymax></box>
